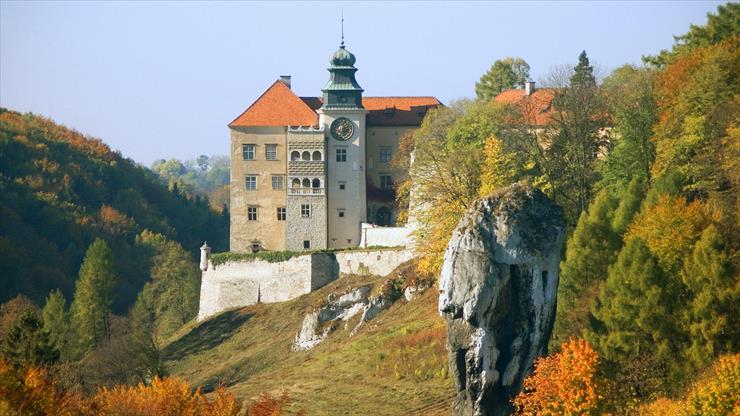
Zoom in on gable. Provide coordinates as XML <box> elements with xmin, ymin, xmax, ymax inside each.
<box><xmin>229</xmin><ymin>80</ymin><xmax>319</xmax><ymax>128</ymax></box>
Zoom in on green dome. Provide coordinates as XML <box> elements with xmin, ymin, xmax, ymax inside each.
<box><xmin>330</xmin><ymin>45</ymin><xmax>356</xmax><ymax>67</ymax></box>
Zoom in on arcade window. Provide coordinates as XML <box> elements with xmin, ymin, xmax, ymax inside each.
<box><xmin>247</xmin><ymin>207</ymin><xmax>257</xmax><ymax>221</ymax></box>
<box><xmin>265</xmin><ymin>144</ymin><xmax>278</xmax><ymax>160</ymax></box>
<box><xmin>277</xmin><ymin>207</ymin><xmax>286</xmax><ymax>221</ymax></box>
<box><xmin>242</xmin><ymin>144</ymin><xmax>255</xmax><ymax>160</ymax></box>
<box><xmin>245</xmin><ymin>175</ymin><xmax>257</xmax><ymax>190</ymax></box>
<box><xmin>336</xmin><ymin>148</ymin><xmax>347</xmax><ymax>162</ymax></box>
<box><xmin>301</xmin><ymin>204</ymin><xmax>311</xmax><ymax>218</ymax></box>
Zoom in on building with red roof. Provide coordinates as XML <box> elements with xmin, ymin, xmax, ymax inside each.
<box><xmin>229</xmin><ymin>42</ymin><xmax>441</xmax><ymax>253</ymax></box>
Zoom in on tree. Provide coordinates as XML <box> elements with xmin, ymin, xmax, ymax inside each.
<box><xmin>475</xmin><ymin>57</ymin><xmax>530</xmax><ymax>102</ymax></box>
<box><xmin>196</xmin><ymin>154</ymin><xmax>209</xmax><ymax>172</ymax></box>
<box><xmin>0</xmin><ymin>295</ymin><xmax>39</xmax><ymax>340</ymax></box>
<box><xmin>513</xmin><ymin>338</ymin><xmax>601</xmax><ymax>416</ymax></box>
<box><xmin>2</xmin><ymin>309</ymin><xmax>59</xmax><ymax>367</ymax></box>
<box><xmin>69</xmin><ymin>238</ymin><xmax>117</xmax><ymax>355</ymax></box>
<box><xmin>41</xmin><ymin>290</ymin><xmax>68</xmax><ymax>355</ymax></box>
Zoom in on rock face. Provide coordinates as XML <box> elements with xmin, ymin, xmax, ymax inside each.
<box><xmin>438</xmin><ymin>184</ymin><xmax>565</xmax><ymax>416</ymax></box>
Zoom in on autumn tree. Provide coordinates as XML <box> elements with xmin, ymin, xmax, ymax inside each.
<box><xmin>513</xmin><ymin>338</ymin><xmax>601</xmax><ymax>416</ymax></box>
<box><xmin>2</xmin><ymin>309</ymin><xmax>59</xmax><ymax>368</ymax></box>
<box><xmin>476</xmin><ymin>57</ymin><xmax>530</xmax><ymax>102</ymax></box>
<box><xmin>69</xmin><ymin>238</ymin><xmax>117</xmax><ymax>356</ymax></box>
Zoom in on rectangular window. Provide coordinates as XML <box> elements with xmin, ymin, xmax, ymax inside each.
<box><xmin>379</xmin><ymin>147</ymin><xmax>392</xmax><ymax>163</ymax></box>
<box><xmin>247</xmin><ymin>206</ymin><xmax>257</xmax><ymax>221</ymax></box>
<box><xmin>276</xmin><ymin>207</ymin><xmax>286</xmax><ymax>221</ymax></box>
<box><xmin>339</xmin><ymin>182</ymin><xmax>346</xmax><ymax>190</ymax></box>
<box><xmin>303</xmin><ymin>240</ymin><xmax>311</xmax><ymax>249</ymax></box>
<box><xmin>245</xmin><ymin>175</ymin><xmax>257</xmax><ymax>190</ymax></box>
<box><xmin>380</xmin><ymin>175</ymin><xmax>393</xmax><ymax>189</ymax></box>
<box><xmin>271</xmin><ymin>175</ymin><xmax>284</xmax><ymax>190</ymax></box>
<box><xmin>242</xmin><ymin>144</ymin><xmax>255</xmax><ymax>160</ymax></box>
<box><xmin>301</xmin><ymin>204</ymin><xmax>311</xmax><ymax>218</ymax></box>
<box><xmin>336</xmin><ymin>148</ymin><xmax>347</xmax><ymax>162</ymax></box>
<box><xmin>338</xmin><ymin>209</ymin><xmax>345</xmax><ymax>218</ymax></box>
<box><xmin>265</xmin><ymin>144</ymin><xmax>278</xmax><ymax>160</ymax></box>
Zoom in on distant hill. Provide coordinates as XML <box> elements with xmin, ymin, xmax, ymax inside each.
<box><xmin>0</xmin><ymin>108</ymin><xmax>228</xmax><ymax>312</ymax></box>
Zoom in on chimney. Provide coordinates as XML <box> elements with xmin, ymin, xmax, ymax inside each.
<box><xmin>524</xmin><ymin>80</ymin><xmax>535</xmax><ymax>96</ymax></box>
<box><xmin>279</xmin><ymin>75</ymin><xmax>292</xmax><ymax>89</ymax></box>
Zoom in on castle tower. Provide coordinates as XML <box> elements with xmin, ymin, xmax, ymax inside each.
<box><xmin>318</xmin><ymin>41</ymin><xmax>368</xmax><ymax>249</ymax></box>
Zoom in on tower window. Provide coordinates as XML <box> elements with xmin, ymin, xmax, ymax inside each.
<box><xmin>247</xmin><ymin>206</ymin><xmax>257</xmax><ymax>221</ymax></box>
<box><xmin>338</xmin><ymin>209</ymin><xmax>345</xmax><ymax>218</ymax></box>
<box><xmin>245</xmin><ymin>175</ymin><xmax>257</xmax><ymax>190</ymax></box>
<box><xmin>301</xmin><ymin>204</ymin><xmax>311</xmax><ymax>218</ymax></box>
<box><xmin>379</xmin><ymin>147</ymin><xmax>392</xmax><ymax>163</ymax></box>
<box><xmin>303</xmin><ymin>240</ymin><xmax>311</xmax><ymax>249</ymax></box>
<box><xmin>271</xmin><ymin>175</ymin><xmax>284</xmax><ymax>190</ymax></box>
<box><xmin>242</xmin><ymin>144</ymin><xmax>255</xmax><ymax>160</ymax></box>
<box><xmin>336</xmin><ymin>148</ymin><xmax>347</xmax><ymax>162</ymax></box>
<box><xmin>380</xmin><ymin>175</ymin><xmax>393</xmax><ymax>189</ymax></box>
<box><xmin>277</xmin><ymin>207</ymin><xmax>286</xmax><ymax>221</ymax></box>
<box><xmin>265</xmin><ymin>144</ymin><xmax>278</xmax><ymax>160</ymax></box>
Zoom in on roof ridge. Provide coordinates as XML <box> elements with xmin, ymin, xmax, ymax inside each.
<box><xmin>229</xmin><ymin>80</ymin><xmax>318</xmax><ymax>127</ymax></box>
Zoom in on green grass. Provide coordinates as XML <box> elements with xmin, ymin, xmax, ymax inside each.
<box><xmin>164</xmin><ymin>266</ymin><xmax>453</xmax><ymax>415</ymax></box>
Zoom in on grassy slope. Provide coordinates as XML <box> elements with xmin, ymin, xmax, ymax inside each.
<box><xmin>165</xmin><ymin>271</ymin><xmax>454</xmax><ymax>415</ymax></box>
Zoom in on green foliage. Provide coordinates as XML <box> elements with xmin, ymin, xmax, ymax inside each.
<box><xmin>475</xmin><ymin>57</ymin><xmax>530</xmax><ymax>102</ymax></box>
<box><xmin>210</xmin><ymin>250</ymin><xmax>302</xmax><ymax>266</ymax></box>
<box><xmin>0</xmin><ymin>109</ymin><xmax>228</xmax><ymax>311</ymax></box>
<box><xmin>2</xmin><ymin>309</ymin><xmax>59</xmax><ymax>367</ymax></box>
<box><xmin>69</xmin><ymin>239</ymin><xmax>117</xmax><ymax>356</ymax></box>
<box><xmin>41</xmin><ymin>290</ymin><xmax>68</xmax><ymax>355</ymax></box>
<box><xmin>150</xmin><ymin>155</ymin><xmax>230</xmax><ymax>211</ymax></box>
<box><xmin>644</xmin><ymin>3</ymin><xmax>740</xmax><ymax>66</ymax></box>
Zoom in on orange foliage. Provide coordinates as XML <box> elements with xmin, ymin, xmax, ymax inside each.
<box><xmin>245</xmin><ymin>391</ymin><xmax>304</xmax><ymax>416</ymax></box>
<box><xmin>0</xmin><ymin>357</ymin><xmax>85</xmax><ymax>416</ymax></box>
<box><xmin>513</xmin><ymin>338</ymin><xmax>601</xmax><ymax>416</ymax></box>
<box><xmin>99</xmin><ymin>205</ymin><xmax>136</xmax><ymax>235</ymax></box>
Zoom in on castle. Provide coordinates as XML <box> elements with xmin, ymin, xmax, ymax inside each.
<box><xmin>228</xmin><ymin>40</ymin><xmax>441</xmax><ymax>253</ymax></box>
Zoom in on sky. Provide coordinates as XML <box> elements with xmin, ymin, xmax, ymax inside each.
<box><xmin>0</xmin><ymin>1</ymin><xmax>725</xmax><ymax>165</ymax></box>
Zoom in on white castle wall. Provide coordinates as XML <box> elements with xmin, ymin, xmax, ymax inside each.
<box><xmin>359</xmin><ymin>223</ymin><xmax>412</xmax><ymax>249</ymax></box>
<box><xmin>197</xmin><ymin>248</ymin><xmax>412</xmax><ymax>322</ymax></box>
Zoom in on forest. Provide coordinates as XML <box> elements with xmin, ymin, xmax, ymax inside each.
<box><xmin>0</xmin><ymin>3</ymin><xmax>738</xmax><ymax>416</ymax></box>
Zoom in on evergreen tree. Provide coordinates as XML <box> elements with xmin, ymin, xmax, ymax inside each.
<box><xmin>2</xmin><ymin>309</ymin><xmax>59</xmax><ymax>367</ymax></box>
<box><xmin>680</xmin><ymin>225</ymin><xmax>738</xmax><ymax>368</ymax></box>
<box><xmin>41</xmin><ymin>289</ymin><xmax>68</xmax><ymax>355</ymax></box>
<box><xmin>475</xmin><ymin>57</ymin><xmax>530</xmax><ymax>102</ymax></box>
<box><xmin>69</xmin><ymin>238</ymin><xmax>117</xmax><ymax>355</ymax></box>
<box><xmin>571</xmin><ymin>51</ymin><xmax>596</xmax><ymax>88</ymax></box>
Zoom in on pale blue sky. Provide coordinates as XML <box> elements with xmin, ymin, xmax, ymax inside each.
<box><xmin>0</xmin><ymin>1</ymin><xmax>724</xmax><ymax>165</ymax></box>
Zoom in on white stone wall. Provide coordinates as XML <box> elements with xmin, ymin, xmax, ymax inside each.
<box><xmin>197</xmin><ymin>248</ymin><xmax>413</xmax><ymax>321</ymax></box>
<box><xmin>335</xmin><ymin>248</ymin><xmax>414</xmax><ymax>277</ymax></box>
<box><xmin>358</xmin><ymin>223</ymin><xmax>411</xmax><ymax>248</ymax></box>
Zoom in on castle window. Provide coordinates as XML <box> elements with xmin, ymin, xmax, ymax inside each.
<box><xmin>303</xmin><ymin>240</ymin><xmax>311</xmax><ymax>249</ymax></box>
<box><xmin>379</xmin><ymin>147</ymin><xmax>392</xmax><ymax>163</ymax></box>
<box><xmin>338</xmin><ymin>209</ymin><xmax>345</xmax><ymax>218</ymax></box>
<box><xmin>277</xmin><ymin>207</ymin><xmax>286</xmax><ymax>221</ymax></box>
<box><xmin>247</xmin><ymin>206</ymin><xmax>257</xmax><ymax>221</ymax></box>
<box><xmin>302</xmin><ymin>178</ymin><xmax>311</xmax><ymax>188</ymax></box>
<box><xmin>291</xmin><ymin>151</ymin><xmax>300</xmax><ymax>161</ymax></box>
<box><xmin>292</xmin><ymin>178</ymin><xmax>301</xmax><ymax>188</ymax></box>
<box><xmin>380</xmin><ymin>175</ymin><xmax>393</xmax><ymax>189</ymax></box>
<box><xmin>302</xmin><ymin>151</ymin><xmax>311</xmax><ymax>161</ymax></box>
<box><xmin>312</xmin><ymin>178</ymin><xmax>321</xmax><ymax>188</ymax></box>
<box><xmin>339</xmin><ymin>182</ymin><xmax>346</xmax><ymax>190</ymax></box>
<box><xmin>271</xmin><ymin>175</ymin><xmax>284</xmax><ymax>190</ymax></box>
<box><xmin>266</xmin><ymin>144</ymin><xmax>278</xmax><ymax>160</ymax></box>
<box><xmin>245</xmin><ymin>175</ymin><xmax>257</xmax><ymax>190</ymax></box>
<box><xmin>336</xmin><ymin>148</ymin><xmax>347</xmax><ymax>162</ymax></box>
<box><xmin>312</xmin><ymin>150</ymin><xmax>322</xmax><ymax>161</ymax></box>
<box><xmin>242</xmin><ymin>144</ymin><xmax>255</xmax><ymax>160</ymax></box>
<box><xmin>301</xmin><ymin>204</ymin><xmax>311</xmax><ymax>218</ymax></box>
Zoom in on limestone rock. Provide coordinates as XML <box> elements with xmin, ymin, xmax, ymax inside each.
<box><xmin>403</xmin><ymin>280</ymin><xmax>432</xmax><ymax>301</ymax></box>
<box><xmin>439</xmin><ymin>184</ymin><xmax>565</xmax><ymax>416</ymax></box>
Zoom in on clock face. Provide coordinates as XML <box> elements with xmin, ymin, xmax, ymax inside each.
<box><xmin>330</xmin><ymin>117</ymin><xmax>354</xmax><ymax>141</ymax></box>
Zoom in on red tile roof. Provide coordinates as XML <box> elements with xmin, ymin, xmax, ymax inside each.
<box><xmin>230</xmin><ymin>80</ymin><xmax>442</xmax><ymax>128</ymax></box>
<box><xmin>229</xmin><ymin>80</ymin><xmax>319</xmax><ymax>127</ymax></box>
<box><xmin>494</xmin><ymin>88</ymin><xmax>557</xmax><ymax>126</ymax></box>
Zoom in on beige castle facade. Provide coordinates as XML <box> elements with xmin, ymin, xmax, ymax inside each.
<box><xmin>229</xmin><ymin>43</ymin><xmax>440</xmax><ymax>253</ymax></box>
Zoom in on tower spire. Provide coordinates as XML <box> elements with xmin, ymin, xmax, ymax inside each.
<box><xmin>341</xmin><ymin>11</ymin><xmax>345</xmax><ymax>47</ymax></box>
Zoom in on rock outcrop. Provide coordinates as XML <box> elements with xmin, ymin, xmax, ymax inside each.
<box><xmin>439</xmin><ymin>184</ymin><xmax>565</xmax><ymax>416</ymax></box>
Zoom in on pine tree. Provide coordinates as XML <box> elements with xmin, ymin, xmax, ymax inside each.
<box><xmin>571</xmin><ymin>51</ymin><xmax>596</xmax><ymax>88</ymax></box>
<box><xmin>475</xmin><ymin>57</ymin><xmax>530</xmax><ymax>102</ymax></box>
<box><xmin>41</xmin><ymin>289</ymin><xmax>68</xmax><ymax>355</ymax></box>
<box><xmin>69</xmin><ymin>238</ymin><xmax>117</xmax><ymax>355</ymax></box>
<box><xmin>2</xmin><ymin>309</ymin><xmax>59</xmax><ymax>367</ymax></box>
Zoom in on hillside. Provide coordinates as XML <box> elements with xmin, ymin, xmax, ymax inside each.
<box><xmin>165</xmin><ymin>267</ymin><xmax>454</xmax><ymax>415</ymax></box>
<box><xmin>0</xmin><ymin>109</ymin><xmax>228</xmax><ymax>311</ymax></box>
